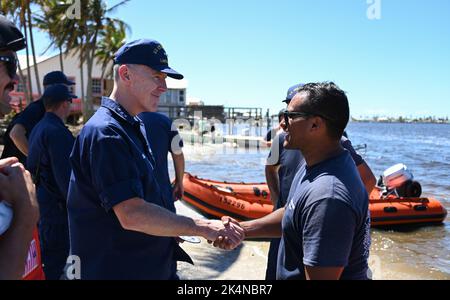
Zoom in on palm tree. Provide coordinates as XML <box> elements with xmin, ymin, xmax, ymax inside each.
<box><xmin>0</xmin><ymin>1</ymin><xmax>32</xmax><ymax>104</ymax></box>
<box><xmin>33</xmin><ymin>0</ymin><xmax>131</xmax><ymax>122</ymax></box>
<box><xmin>0</xmin><ymin>0</ymin><xmax>43</xmax><ymax>102</ymax></box>
<box><xmin>34</xmin><ymin>0</ymin><xmax>71</xmax><ymax>71</ymax></box>
<box><xmin>96</xmin><ymin>19</ymin><xmax>129</xmax><ymax>81</ymax></box>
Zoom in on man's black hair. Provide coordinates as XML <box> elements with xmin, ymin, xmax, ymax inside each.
<box><xmin>296</xmin><ymin>82</ymin><xmax>349</xmax><ymax>140</ymax></box>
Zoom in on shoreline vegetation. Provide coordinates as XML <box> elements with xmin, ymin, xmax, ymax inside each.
<box><xmin>351</xmin><ymin>116</ymin><xmax>450</xmax><ymax>124</ymax></box>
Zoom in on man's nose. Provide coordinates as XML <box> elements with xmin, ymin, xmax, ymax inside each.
<box><xmin>159</xmin><ymin>78</ymin><xmax>167</xmax><ymax>92</ymax></box>
<box><xmin>280</xmin><ymin>119</ymin><xmax>288</xmax><ymax>131</ymax></box>
<box><xmin>11</xmin><ymin>73</ymin><xmax>19</xmax><ymax>84</ymax></box>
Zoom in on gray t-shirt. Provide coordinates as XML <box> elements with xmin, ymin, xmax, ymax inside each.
<box><xmin>277</xmin><ymin>150</ymin><xmax>371</xmax><ymax>280</ymax></box>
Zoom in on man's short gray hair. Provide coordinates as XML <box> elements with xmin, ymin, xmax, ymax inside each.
<box><xmin>113</xmin><ymin>64</ymin><xmax>120</xmax><ymax>82</ymax></box>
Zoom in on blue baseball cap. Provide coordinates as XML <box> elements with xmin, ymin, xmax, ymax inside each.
<box><xmin>42</xmin><ymin>84</ymin><xmax>77</xmax><ymax>104</ymax></box>
<box><xmin>0</xmin><ymin>14</ymin><xmax>26</xmax><ymax>51</ymax></box>
<box><xmin>283</xmin><ymin>83</ymin><xmax>304</xmax><ymax>103</ymax></box>
<box><xmin>114</xmin><ymin>39</ymin><xmax>183</xmax><ymax>80</ymax></box>
<box><xmin>43</xmin><ymin>71</ymin><xmax>75</xmax><ymax>86</ymax></box>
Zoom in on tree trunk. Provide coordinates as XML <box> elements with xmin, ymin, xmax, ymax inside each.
<box><xmin>27</xmin><ymin>7</ymin><xmax>41</xmax><ymax>95</ymax></box>
<box><xmin>85</xmin><ymin>51</ymin><xmax>94</xmax><ymax>120</ymax></box>
<box><xmin>23</xmin><ymin>22</ymin><xmax>33</xmax><ymax>104</ymax></box>
<box><xmin>17</xmin><ymin>61</ymin><xmax>30</xmax><ymax>111</ymax></box>
<box><xmin>59</xmin><ymin>46</ymin><xmax>64</xmax><ymax>72</ymax></box>
<box><xmin>79</xmin><ymin>48</ymin><xmax>87</xmax><ymax>123</ymax></box>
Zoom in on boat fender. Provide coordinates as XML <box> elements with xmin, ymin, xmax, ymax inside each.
<box><xmin>414</xmin><ymin>205</ymin><xmax>427</xmax><ymax>212</ymax></box>
<box><xmin>384</xmin><ymin>206</ymin><xmax>398</xmax><ymax>213</ymax></box>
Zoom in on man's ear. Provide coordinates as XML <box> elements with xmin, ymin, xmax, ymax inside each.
<box><xmin>310</xmin><ymin>116</ymin><xmax>322</xmax><ymax>130</ymax></box>
<box><xmin>118</xmin><ymin>65</ymin><xmax>131</xmax><ymax>81</ymax></box>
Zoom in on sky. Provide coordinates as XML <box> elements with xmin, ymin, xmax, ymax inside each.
<box><xmin>21</xmin><ymin>0</ymin><xmax>450</xmax><ymax>118</ymax></box>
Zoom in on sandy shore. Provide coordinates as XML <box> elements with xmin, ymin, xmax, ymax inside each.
<box><xmin>175</xmin><ymin>201</ymin><xmax>269</xmax><ymax>280</ymax></box>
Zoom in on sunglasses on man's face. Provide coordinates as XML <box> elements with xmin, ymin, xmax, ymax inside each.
<box><xmin>283</xmin><ymin>110</ymin><xmax>312</xmax><ymax>127</ymax></box>
<box><xmin>0</xmin><ymin>55</ymin><xmax>18</xmax><ymax>79</ymax></box>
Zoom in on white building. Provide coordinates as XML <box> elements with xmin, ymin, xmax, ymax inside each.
<box><xmin>11</xmin><ymin>49</ymin><xmax>188</xmax><ymax>118</ymax></box>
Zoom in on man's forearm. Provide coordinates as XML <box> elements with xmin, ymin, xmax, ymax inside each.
<box><xmin>265</xmin><ymin>166</ymin><xmax>280</xmax><ymax>206</ymax></box>
<box><xmin>9</xmin><ymin>124</ymin><xmax>29</xmax><ymax>156</ymax></box>
<box><xmin>240</xmin><ymin>207</ymin><xmax>284</xmax><ymax>238</ymax></box>
<box><xmin>172</xmin><ymin>153</ymin><xmax>185</xmax><ymax>182</ymax></box>
<box><xmin>114</xmin><ymin>198</ymin><xmax>215</xmax><ymax>239</ymax></box>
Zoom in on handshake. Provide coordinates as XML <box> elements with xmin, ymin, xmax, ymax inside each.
<box><xmin>198</xmin><ymin>216</ymin><xmax>245</xmax><ymax>250</ymax></box>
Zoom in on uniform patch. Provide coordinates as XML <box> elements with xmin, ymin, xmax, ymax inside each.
<box><xmin>23</xmin><ymin>239</ymin><xmax>39</xmax><ymax>277</ymax></box>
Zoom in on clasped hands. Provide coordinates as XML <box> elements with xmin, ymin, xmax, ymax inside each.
<box><xmin>205</xmin><ymin>216</ymin><xmax>244</xmax><ymax>250</ymax></box>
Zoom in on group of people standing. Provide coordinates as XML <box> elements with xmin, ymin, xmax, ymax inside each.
<box><xmin>1</xmin><ymin>11</ymin><xmax>375</xmax><ymax>280</ymax></box>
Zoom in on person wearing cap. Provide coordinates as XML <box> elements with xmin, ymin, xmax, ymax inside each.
<box><xmin>26</xmin><ymin>84</ymin><xmax>76</xmax><ymax>280</ymax></box>
<box><xmin>67</xmin><ymin>39</ymin><xmax>244</xmax><ymax>280</ymax></box>
<box><xmin>264</xmin><ymin>83</ymin><xmax>376</xmax><ymax>279</ymax></box>
<box><xmin>139</xmin><ymin>112</ymin><xmax>185</xmax><ymax>206</ymax></box>
<box><xmin>0</xmin><ymin>14</ymin><xmax>40</xmax><ymax>280</ymax></box>
<box><xmin>264</xmin><ymin>84</ymin><xmax>305</xmax><ymax>280</ymax></box>
<box><xmin>2</xmin><ymin>71</ymin><xmax>75</xmax><ymax>164</ymax></box>
<box><xmin>218</xmin><ymin>82</ymin><xmax>372</xmax><ymax>280</ymax></box>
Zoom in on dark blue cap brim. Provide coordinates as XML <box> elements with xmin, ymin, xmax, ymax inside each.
<box><xmin>156</xmin><ymin>66</ymin><xmax>184</xmax><ymax>80</ymax></box>
<box><xmin>44</xmin><ymin>79</ymin><xmax>76</xmax><ymax>86</ymax></box>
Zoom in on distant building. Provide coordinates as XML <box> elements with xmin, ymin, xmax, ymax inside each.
<box><xmin>10</xmin><ymin>49</ymin><xmax>188</xmax><ymax>119</ymax></box>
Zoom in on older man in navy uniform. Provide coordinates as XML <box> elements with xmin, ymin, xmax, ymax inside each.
<box><xmin>2</xmin><ymin>71</ymin><xmax>75</xmax><ymax>164</ymax></box>
<box><xmin>67</xmin><ymin>39</ymin><xmax>244</xmax><ymax>280</ymax></box>
<box><xmin>27</xmin><ymin>84</ymin><xmax>76</xmax><ymax>280</ymax></box>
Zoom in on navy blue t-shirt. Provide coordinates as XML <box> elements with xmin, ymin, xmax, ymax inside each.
<box><xmin>27</xmin><ymin>112</ymin><xmax>74</xmax><ymax>225</ymax></box>
<box><xmin>277</xmin><ymin>150</ymin><xmax>371</xmax><ymax>280</ymax></box>
<box><xmin>0</xmin><ymin>99</ymin><xmax>45</xmax><ymax>163</ymax></box>
<box><xmin>138</xmin><ymin>112</ymin><xmax>183</xmax><ymax>211</ymax></box>
<box><xmin>67</xmin><ymin>97</ymin><xmax>182</xmax><ymax>280</ymax></box>
<box><xmin>267</xmin><ymin>132</ymin><xmax>304</xmax><ymax>208</ymax></box>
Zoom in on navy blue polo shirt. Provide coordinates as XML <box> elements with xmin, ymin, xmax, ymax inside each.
<box><xmin>138</xmin><ymin>112</ymin><xmax>183</xmax><ymax>211</ymax></box>
<box><xmin>0</xmin><ymin>99</ymin><xmax>45</xmax><ymax>163</ymax></box>
<box><xmin>67</xmin><ymin>97</ymin><xmax>180</xmax><ymax>280</ymax></box>
<box><xmin>27</xmin><ymin>112</ymin><xmax>74</xmax><ymax>225</ymax></box>
<box><xmin>277</xmin><ymin>150</ymin><xmax>371</xmax><ymax>280</ymax></box>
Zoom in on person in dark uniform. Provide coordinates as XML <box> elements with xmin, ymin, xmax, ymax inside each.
<box><xmin>26</xmin><ymin>84</ymin><xmax>76</xmax><ymax>280</ymax></box>
<box><xmin>1</xmin><ymin>71</ymin><xmax>75</xmax><ymax>164</ymax></box>
<box><xmin>139</xmin><ymin>112</ymin><xmax>185</xmax><ymax>208</ymax></box>
<box><xmin>0</xmin><ymin>14</ymin><xmax>39</xmax><ymax>280</ymax></box>
<box><xmin>139</xmin><ymin>111</ymin><xmax>186</xmax><ymax>276</ymax></box>
<box><xmin>264</xmin><ymin>83</ymin><xmax>376</xmax><ymax>280</ymax></box>
<box><xmin>67</xmin><ymin>39</ymin><xmax>244</xmax><ymax>280</ymax></box>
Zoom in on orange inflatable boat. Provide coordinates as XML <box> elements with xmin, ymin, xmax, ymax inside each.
<box><xmin>181</xmin><ymin>173</ymin><xmax>447</xmax><ymax>226</ymax></box>
<box><xmin>182</xmin><ymin>173</ymin><xmax>273</xmax><ymax>221</ymax></box>
<box><xmin>369</xmin><ymin>189</ymin><xmax>447</xmax><ymax>226</ymax></box>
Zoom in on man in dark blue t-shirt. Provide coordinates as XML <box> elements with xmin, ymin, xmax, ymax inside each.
<box><xmin>220</xmin><ymin>82</ymin><xmax>371</xmax><ymax>280</ymax></box>
<box><xmin>264</xmin><ymin>84</ymin><xmax>375</xmax><ymax>280</ymax></box>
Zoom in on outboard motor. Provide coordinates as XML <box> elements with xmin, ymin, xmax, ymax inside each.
<box><xmin>382</xmin><ymin>164</ymin><xmax>422</xmax><ymax>198</ymax></box>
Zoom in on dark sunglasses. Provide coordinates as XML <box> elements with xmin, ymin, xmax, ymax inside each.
<box><xmin>283</xmin><ymin>110</ymin><xmax>335</xmax><ymax>127</ymax></box>
<box><xmin>0</xmin><ymin>55</ymin><xmax>18</xmax><ymax>79</ymax></box>
<box><xmin>283</xmin><ymin>110</ymin><xmax>312</xmax><ymax>127</ymax></box>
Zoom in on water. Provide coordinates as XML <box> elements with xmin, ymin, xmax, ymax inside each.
<box><xmin>170</xmin><ymin>122</ymin><xmax>450</xmax><ymax>279</ymax></box>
